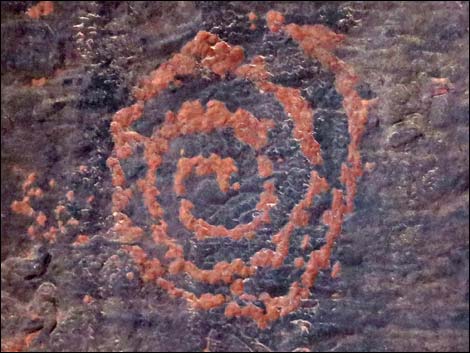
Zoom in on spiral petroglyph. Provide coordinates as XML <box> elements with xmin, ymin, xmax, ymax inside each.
<box><xmin>105</xmin><ymin>10</ymin><xmax>373</xmax><ymax>328</ymax></box>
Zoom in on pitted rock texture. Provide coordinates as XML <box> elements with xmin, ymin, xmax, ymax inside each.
<box><xmin>1</xmin><ymin>1</ymin><xmax>469</xmax><ymax>352</ymax></box>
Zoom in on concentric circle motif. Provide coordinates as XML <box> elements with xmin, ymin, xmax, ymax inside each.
<box><xmin>107</xmin><ymin>10</ymin><xmax>373</xmax><ymax>328</ymax></box>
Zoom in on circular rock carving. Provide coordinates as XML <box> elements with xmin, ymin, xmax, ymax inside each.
<box><xmin>107</xmin><ymin>11</ymin><xmax>373</xmax><ymax>328</ymax></box>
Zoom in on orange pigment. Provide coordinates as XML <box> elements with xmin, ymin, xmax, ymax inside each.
<box><xmin>104</xmin><ymin>12</ymin><xmax>370</xmax><ymax>329</ymax></box>
<box><xmin>26</xmin><ymin>1</ymin><xmax>54</xmax><ymax>19</ymax></box>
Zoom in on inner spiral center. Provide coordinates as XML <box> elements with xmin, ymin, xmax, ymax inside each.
<box><xmin>157</xmin><ymin>128</ymin><xmax>264</xmax><ymax>231</ymax></box>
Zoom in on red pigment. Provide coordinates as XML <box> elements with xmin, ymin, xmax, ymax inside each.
<box><xmin>105</xmin><ymin>11</ymin><xmax>371</xmax><ymax>329</ymax></box>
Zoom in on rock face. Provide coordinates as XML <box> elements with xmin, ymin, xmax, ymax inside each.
<box><xmin>1</xmin><ymin>1</ymin><xmax>468</xmax><ymax>352</ymax></box>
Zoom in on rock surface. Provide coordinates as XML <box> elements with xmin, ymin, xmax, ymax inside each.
<box><xmin>1</xmin><ymin>1</ymin><xmax>469</xmax><ymax>352</ymax></box>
